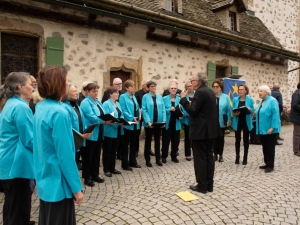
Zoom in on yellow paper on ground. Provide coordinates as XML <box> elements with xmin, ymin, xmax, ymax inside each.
<box><xmin>176</xmin><ymin>191</ymin><xmax>199</xmax><ymax>201</ymax></box>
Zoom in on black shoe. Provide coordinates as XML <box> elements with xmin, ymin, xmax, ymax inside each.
<box><xmin>150</xmin><ymin>151</ymin><xmax>155</xmax><ymax>156</ymax></box>
<box><xmin>122</xmin><ymin>167</ymin><xmax>133</xmax><ymax>171</ymax></box>
<box><xmin>146</xmin><ymin>161</ymin><xmax>152</xmax><ymax>167</ymax></box>
<box><xmin>171</xmin><ymin>158</ymin><xmax>179</xmax><ymax>163</ymax></box>
<box><xmin>84</xmin><ymin>179</ymin><xmax>95</xmax><ymax>187</ymax></box>
<box><xmin>276</xmin><ymin>141</ymin><xmax>282</xmax><ymax>145</ymax></box>
<box><xmin>162</xmin><ymin>158</ymin><xmax>167</xmax><ymax>163</ymax></box>
<box><xmin>277</xmin><ymin>136</ymin><xmax>284</xmax><ymax>141</ymax></box>
<box><xmin>235</xmin><ymin>157</ymin><xmax>240</xmax><ymax>164</ymax></box>
<box><xmin>111</xmin><ymin>169</ymin><xmax>121</xmax><ymax>174</ymax></box>
<box><xmin>186</xmin><ymin>157</ymin><xmax>192</xmax><ymax>161</ymax></box>
<box><xmin>207</xmin><ymin>184</ymin><xmax>213</xmax><ymax>192</ymax></box>
<box><xmin>29</xmin><ymin>221</ymin><xmax>35</xmax><ymax>225</ymax></box>
<box><xmin>130</xmin><ymin>164</ymin><xmax>141</xmax><ymax>168</ymax></box>
<box><xmin>156</xmin><ymin>161</ymin><xmax>163</xmax><ymax>166</ymax></box>
<box><xmin>259</xmin><ymin>165</ymin><xmax>268</xmax><ymax>169</ymax></box>
<box><xmin>242</xmin><ymin>159</ymin><xmax>247</xmax><ymax>165</ymax></box>
<box><xmin>104</xmin><ymin>172</ymin><xmax>112</xmax><ymax>177</ymax></box>
<box><xmin>219</xmin><ymin>156</ymin><xmax>224</xmax><ymax>162</ymax></box>
<box><xmin>92</xmin><ymin>177</ymin><xmax>104</xmax><ymax>183</ymax></box>
<box><xmin>214</xmin><ymin>155</ymin><xmax>218</xmax><ymax>161</ymax></box>
<box><xmin>190</xmin><ymin>185</ymin><xmax>207</xmax><ymax>194</ymax></box>
<box><xmin>265</xmin><ymin>167</ymin><xmax>274</xmax><ymax>173</ymax></box>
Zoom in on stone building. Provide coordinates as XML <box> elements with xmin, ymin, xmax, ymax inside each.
<box><xmin>246</xmin><ymin>0</ymin><xmax>300</xmax><ymax>104</ymax></box>
<box><xmin>0</xmin><ymin>0</ymin><xmax>299</xmax><ymax>104</ymax></box>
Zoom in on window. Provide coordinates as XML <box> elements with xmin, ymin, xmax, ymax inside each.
<box><xmin>166</xmin><ymin>0</ymin><xmax>178</xmax><ymax>12</ymax></box>
<box><xmin>229</xmin><ymin>12</ymin><xmax>237</xmax><ymax>31</ymax></box>
<box><xmin>1</xmin><ymin>33</ymin><xmax>38</xmax><ymax>84</ymax></box>
<box><xmin>216</xmin><ymin>66</ymin><xmax>226</xmax><ymax>78</ymax></box>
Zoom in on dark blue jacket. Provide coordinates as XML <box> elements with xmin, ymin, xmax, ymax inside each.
<box><xmin>271</xmin><ymin>90</ymin><xmax>283</xmax><ymax>113</ymax></box>
<box><xmin>290</xmin><ymin>89</ymin><xmax>300</xmax><ymax>125</ymax></box>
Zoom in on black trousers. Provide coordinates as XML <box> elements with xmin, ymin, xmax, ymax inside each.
<box><xmin>134</xmin><ymin>121</ymin><xmax>143</xmax><ymax>153</ymax></box>
<box><xmin>161</xmin><ymin>125</ymin><xmax>180</xmax><ymax>159</ymax></box>
<box><xmin>2</xmin><ymin>178</ymin><xmax>32</xmax><ymax>225</ymax></box>
<box><xmin>235</xmin><ymin>121</ymin><xmax>250</xmax><ymax>158</ymax></box>
<box><xmin>122</xmin><ymin>128</ymin><xmax>138</xmax><ymax>168</ymax></box>
<box><xmin>102</xmin><ymin>135</ymin><xmax>120</xmax><ymax>173</ymax></box>
<box><xmin>214</xmin><ymin>128</ymin><xmax>225</xmax><ymax>156</ymax></box>
<box><xmin>260</xmin><ymin>133</ymin><xmax>277</xmax><ymax>168</ymax></box>
<box><xmin>116</xmin><ymin>134</ymin><xmax>124</xmax><ymax>159</ymax></box>
<box><xmin>192</xmin><ymin>139</ymin><xmax>215</xmax><ymax>187</ymax></box>
<box><xmin>183</xmin><ymin>124</ymin><xmax>192</xmax><ymax>157</ymax></box>
<box><xmin>144</xmin><ymin>127</ymin><xmax>162</xmax><ymax>162</ymax></box>
<box><xmin>39</xmin><ymin>198</ymin><xmax>76</xmax><ymax>225</ymax></box>
<box><xmin>81</xmin><ymin>140</ymin><xmax>101</xmax><ymax>179</ymax></box>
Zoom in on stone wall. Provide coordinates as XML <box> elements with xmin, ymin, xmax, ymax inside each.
<box><xmin>0</xmin><ymin>0</ymin><xmax>289</xmax><ymax>106</ymax></box>
<box><xmin>247</xmin><ymin>0</ymin><xmax>300</xmax><ymax>105</ymax></box>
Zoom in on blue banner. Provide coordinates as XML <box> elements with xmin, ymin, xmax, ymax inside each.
<box><xmin>223</xmin><ymin>78</ymin><xmax>245</xmax><ymax>106</ymax></box>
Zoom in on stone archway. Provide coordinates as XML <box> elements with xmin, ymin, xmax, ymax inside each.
<box><xmin>104</xmin><ymin>56</ymin><xmax>143</xmax><ymax>90</ymax></box>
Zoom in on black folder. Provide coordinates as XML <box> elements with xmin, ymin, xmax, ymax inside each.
<box><xmin>118</xmin><ymin>118</ymin><xmax>139</xmax><ymax>126</ymax></box>
<box><xmin>174</xmin><ymin>105</ymin><xmax>184</xmax><ymax>118</ymax></box>
<box><xmin>83</xmin><ymin>123</ymin><xmax>97</xmax><ymax>134</ymax></box>
<box><xmin>72</xmin><ymin>129</ymin><xmax>84</xmax><ymax>150</ymax></box>
<box><xmin>232</xmin><ymin>106</ymin><xmax>250</xmax><ymax>115</ymax></box>
<box><xmin>152</xmin><ymin>122</ymin><xmax>166</xmax><ymax>127</ymax></box>
<box><xmin>98</xmin><ymin>114</ymin><xmax>119</xmax><ymax>122</ymax></box>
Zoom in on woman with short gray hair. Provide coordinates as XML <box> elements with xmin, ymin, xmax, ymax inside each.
<box><xmin>0</xmin><ymin>72</ymin><xmax>35</xmax><ymax>225</ymax></box>
<box><xmin>255</xmin><ymin>85</ymin><xmax>281</xmax><ymax>173</ymax></box>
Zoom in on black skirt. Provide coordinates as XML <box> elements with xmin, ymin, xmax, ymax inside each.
<box><xmin>39</xmin><ymin>198</ymin><xmax>76</xmax><ymax>225</ymax></box>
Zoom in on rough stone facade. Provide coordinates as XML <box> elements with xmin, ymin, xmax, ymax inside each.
<box><xmin>247</xmin><ymin>0</ymin><xmax>300</xmax><ymax>104</ymax></box>
<box><xmin>0</xmin><ymin>0</ymin><xmax>293</xmax><ymax>105</ymax></box>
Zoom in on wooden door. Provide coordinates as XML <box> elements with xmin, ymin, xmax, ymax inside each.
<box><xmin>110</xmin><ymin>70</ymin><xmax>130</xmax><ymax>91</ymax></box>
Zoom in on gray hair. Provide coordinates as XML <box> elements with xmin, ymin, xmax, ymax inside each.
<box><xmin>273</xmin><ymin>83</ymin><xmax>280</xmax><ymax>90</ymax></box>
<box><xmin>141</xmin><ymin>80</ymin><xmax>149</xmax><ymax>85</ymax></box>
<box><xmin>195</xmin><ymin>72</ymin><xmax>208</xmax><ymax>86</ymax></box>
<box><xmin>0</xmin><ymin>72</ymin><xmax>30</xmax><ymax>99</ymax></box>
<box><xmin>113</xmin><ymin>78</ymin><xmax>122</xmax><ymax>84</ymax></box>
<box><xmin>258</xmin><ymin>85</ymin><xmax>271</xmax><ymax>95</ymax></box>
<box><xmin>168</xmin><ymin>82</ymin><xmax>178</xmax><ymax>90</ymax></box>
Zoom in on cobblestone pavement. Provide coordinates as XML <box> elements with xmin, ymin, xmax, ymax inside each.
<box><xmin>1</xmin><ymin>125</ymin><xmax>300</xmax><ymax>225</ymax></box>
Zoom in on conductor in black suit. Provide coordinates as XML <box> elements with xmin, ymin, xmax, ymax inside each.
<box><xmin>180</xmin><ymin>73</ymin><xmax>219</xmax><ymax>194</ymax></box>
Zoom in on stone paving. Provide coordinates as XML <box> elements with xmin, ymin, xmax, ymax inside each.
<box><xmin>1</xmin><ymin>124</ymin><xmax>300</xmax><ymax>224</ymax></box>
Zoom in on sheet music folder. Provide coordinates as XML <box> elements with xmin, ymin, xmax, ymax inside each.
<box><xmin>152</xmin><ymin>122</ymin><xmax>166</xmax><ymax>127</ymax></box>
<box><xmin>98</xmin><ymin>114</ymin><xmax>119</xmax><ymax>122</ymax></box>
<box><xmin>83</xmin><ymin>123</ymin><xmax>97</xmax><ymax>134</ymax></box>
<box><xmin>72</xmin><ymin>129</ymin><xmax>84</xmax><ymax>150</ymax></box>
<box><xmin>232</xmin><ymin>106</ymin><xmax>250</xmax><ymax>115</ymax></box>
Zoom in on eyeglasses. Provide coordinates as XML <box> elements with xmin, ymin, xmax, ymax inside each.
<box><xmin>170</xmin><ymin>88</ymin><xmax>177</xmax><ymax>90</ymax></box>
<box><xmin>190</xmin><ymin>79</ymin><xmax>198</xmax><ymax>83</ymax></box>
<box><xmin>213</xmin><ymin>86</ymin><xmax>220</xmax><ymax>88</ymax></box>
<box><xmin>114</xmin><ymin>83</ymin><xmax>122</xmax><ymax>85</ymax></box>
<box><xmin>149</xmin><ymin>85</ymin><xmax>156</xmax><ymax>88</ymax></box>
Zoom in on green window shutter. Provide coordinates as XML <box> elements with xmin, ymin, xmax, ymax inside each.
<box><xmin>231</xmin><ymin>66</ymin><xmax>238</xmax><ymax>74</ymax></box>
<box><xmin>46</xmin><ymin>37</ymin><xmax>64</xmax><ymax>66</ymax></box>
<box><xmin>207</xmin><ymin>61</ymin><xmax>216</xmax><ymax>90</ymax></box>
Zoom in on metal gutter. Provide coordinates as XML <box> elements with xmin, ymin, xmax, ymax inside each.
<box><xmin>33</xmin><ymin>0</ymin><xmax>300</xmax><ymax>62</ymax></box>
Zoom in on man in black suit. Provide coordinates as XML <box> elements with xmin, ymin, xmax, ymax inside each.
<box><xmin>180</xmin><ymin>73</ymin><xmax>219</xmax><ymax>194</ymax></box>
<box><xmin>162</xmin><ymin>79</ymin><xmax>182</xmax><ymax>96</ymax></box>
<box><xmin>101</xmin><ymin>77</ymin><xmax>125</xmax><ymax>103</ymax></box>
